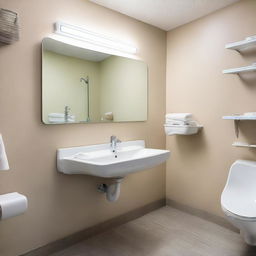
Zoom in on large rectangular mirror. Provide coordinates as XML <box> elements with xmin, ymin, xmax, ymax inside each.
<box><xmin>42</xmin><ymin>37</ymin><xmax>148</xmax><ymax>124</ymax></box>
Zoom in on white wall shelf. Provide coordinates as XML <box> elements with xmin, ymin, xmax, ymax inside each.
<box><xmin>223</xmin><ymin>115</ymin><xmax>256</xmax><ymax>120</ymax></box>
<box><xmin>223</xmin><ymin>114</ymin><xmax>256</xmax><ymax>138</ymax></box>
<box><xmin>223</xmin><ymin>64</ymin><xmax>256</xmax><ymax>74</ymax></box>
<box><xmin>226</xmin><ymin>36</ymin><xmax>256</xmax><ymax>51</ymax></box>
<box><xmin>232</xmin><ymin>142</ymin><xmax>256</xmax><ymax>148</ymax></box>
<box><xmin>223</xmin><ymin>36</ymin><xmax>256</xmax><ymax>140</ymax></box>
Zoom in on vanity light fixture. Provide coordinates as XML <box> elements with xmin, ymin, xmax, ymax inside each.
<box><xmin>54</xmin><ymin>21</ymin><xmax>137</xmax><ymax>54</ymax></box>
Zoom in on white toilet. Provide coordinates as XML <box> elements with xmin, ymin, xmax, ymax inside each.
<box><xmin>221</xmin><ymin>160</ymin><xmax>256</xmax><ymax>245</ymax></box>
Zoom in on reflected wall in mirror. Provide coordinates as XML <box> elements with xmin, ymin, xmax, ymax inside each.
<box><xmin>42</xmin><ymin>37</ymin><xmax>148</xmax><ymax>124</ymax></box>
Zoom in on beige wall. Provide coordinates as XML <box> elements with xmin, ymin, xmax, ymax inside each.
<box><xmin>100</xmin><ymin>56</ymin><xmax>147</xmax><ymax>121</ymax></box>
<box><xmin>166</xmin><ymin>0</ymin><xmax>256</xmax><ymax>217</ymax></box>
<box><xmin>42</xmin><ymin>50</ymin><xmax>101</xmax><ymax>123</ymax></box>
<box><xmin>0</xmin><ymin>0</ymin><xmax>166</xmax><ymax>255</ymax></box>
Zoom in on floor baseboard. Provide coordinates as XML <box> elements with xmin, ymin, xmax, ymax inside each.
<box><xmin>166</xmin><ymin>198</ymin><xmax>239</xmax><ymax>233</ymax></box>
<box><xmin>22</xmin><ymin>198</ymin><xmax>239</xmax><ymax>256</ymax></box>
<box><xmin>21</xmin><ymin>198</ymin><xmax>166</xmax><ymax>256</ymax></box>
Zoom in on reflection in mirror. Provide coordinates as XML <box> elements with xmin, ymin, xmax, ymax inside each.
<box><xmin>42</xmin><ymin>37</ymin><xmax>148</xmax><ymax>124</ymax></box>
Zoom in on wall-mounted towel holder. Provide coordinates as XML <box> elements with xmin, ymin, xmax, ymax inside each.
<box><xmin>164</xmin><ymin>124</ymin><xmax>203</xmax><ymax>136</ymax></box>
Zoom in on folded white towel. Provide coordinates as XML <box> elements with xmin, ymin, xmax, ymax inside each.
<box><xmin>49</xmin><ymin>116</ymin><xmax>75</xmax><ymax>120</ymax></box>
<box><xmin>48</xmin><ymin>113</ymin><xmax>65</xmax><ymax>118</ymax></box>
<box><xmin>165</xmin><ymin>113</ymin><xmax>192</xmax><ymax>121</ymax></box>
<box><xmin>48</xmin><ymin>115</ymin><xmax>75</xmax><ymax>123</ymax></box>
<box><xmin>48</xmin><ymin>113</ymin><xmax>75</xmax><ymax>118</ymax></box>
<box><xmin>48</xmin><ymin>119</ymin><xmax>75</xmax><ymax>124</ymax></box>
<box><xmin>48</xmin><ymin>114</ymin><xmax>75</xmax><ymax>120</ymax></box>
<box><xmin>50</xmin><ymin>116</ymin><xmax>75</xmax><ymax>120</ymax></box>
<box><xmin>0</xmin><ymin>134</ymin><xmax>9</xmax><ymax>171</ymax></box>
<box><xmin>165</xmin><ymin>120</ymin><xmax>199</xmax><ymax>127</ymax></box>
<box><xmin>165</xmin><ymin>119</ymin><xmax>188</xmax><ymax>125</ymax></box>
<box><xmin>188</xmin><ymin>121</ymin><xmax>198</xmax><ymax>127</ymax></box>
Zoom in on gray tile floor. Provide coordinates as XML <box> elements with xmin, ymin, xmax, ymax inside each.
<box><xmin>51</xmin><ymin>206</ymin><xmax>256</xmax><ymax>256</ymax></box>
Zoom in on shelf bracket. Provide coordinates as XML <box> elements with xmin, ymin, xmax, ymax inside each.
<box><xmin>234</xmin><ymin>120</ymin><xmax>240</xmax><ymax>138</ymax></box>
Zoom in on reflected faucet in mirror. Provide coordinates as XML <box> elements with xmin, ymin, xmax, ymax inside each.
<box><xmin>64</xmin><ymin>106</ymin><xmax>70</xmax><ymax>122</ymax></box>
<box><xmin>80</xmin><ymin>76</ymin><xmax>90</xmax><ymax>122</ymax></box>
<box><xmin>47</xmin><ymin>107</ymin><xmax>75</xmax><ymax>124</ymax></box>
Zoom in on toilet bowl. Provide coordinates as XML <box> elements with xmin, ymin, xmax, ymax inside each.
<box><xmin>221</xmin><ymin>160</ymin><xmax>256</xmax><ymax>245</ymax></box>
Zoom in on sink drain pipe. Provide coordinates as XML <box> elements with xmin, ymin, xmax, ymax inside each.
<box><xmin>98</xmin><ymin>178</ymin><xmax>123</xmax><ymax>202</ymax></box>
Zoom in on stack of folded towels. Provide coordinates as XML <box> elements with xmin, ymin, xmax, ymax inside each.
<box><xmin>48</xmin><ymin>113</ymin><xmax>76</xmax><ymax>123</ymax></box>
<box><xmin>165</xmin><ymin>113</ymin><xmax>197</xmax><ymax>126</ymax></box>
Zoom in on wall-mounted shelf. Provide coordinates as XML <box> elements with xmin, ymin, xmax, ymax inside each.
<box><xmin>164</xmin><ymin>124</ymin><xmax>203</xmax><ymax>136</ymax></box>
<box><xmin>232</xmin><ymin>142</ymin><xmax>256</xmax><ymax>148</ymax></box>
<box><xmin>223</xmin><ymin>36</ymin><xmax>256</xmax><ymax>141</ymax></box>
<box><xmin>226</xmin><ymin>36</ymin><xmax>256</xmax><ymax>51</ymax></box>
<box><xmin>223</xmin><ymin>115</ymin><xmax>256</xmax><ymax>120</ymax></box>
<box><xmin>223</xmin><ymin>114</ymin><xmax>256</xmax><ymax>138</ymax></box>
<box><xmin>223</xmin><ymin>64</ymin><xmax>256</xmax><ymax>74</ymax></box>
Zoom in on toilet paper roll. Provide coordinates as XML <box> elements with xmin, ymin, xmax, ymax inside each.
<box><xmin>0</xmin><ymin>192</ymin><xmax>28</xmax><ymax>220</ymax></box>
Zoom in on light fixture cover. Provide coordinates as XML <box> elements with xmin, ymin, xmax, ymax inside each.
<box><xmin>54</xmin><ymin>21</ymin><xmax>137</xmax><ymax>54</ymax></box>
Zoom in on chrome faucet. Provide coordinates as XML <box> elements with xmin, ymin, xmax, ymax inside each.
<box><xmin>64</xmin><ymin>106</ymin><xmax>70</xmax><ymax>122</ymax></box>
<box><xmin>110</xmin><ymin>135</ymin><xmax>121</xmax><ymax>153</ymax></box>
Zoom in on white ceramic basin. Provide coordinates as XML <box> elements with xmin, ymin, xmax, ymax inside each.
<box><xmin>57</xmin><ymin>140</ymin><xmax>170</xmax><ymax>178</ymax></box>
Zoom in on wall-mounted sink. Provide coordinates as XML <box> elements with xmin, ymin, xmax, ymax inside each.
<box><xmin>57</xmin><ymin>140</ymin><xmax>170</xmax><ymax>202</ymax></box>
<box><xmin>57</xmin><ymin>140</ymin><xmax>170</xmax><ymax>178</ymax></box>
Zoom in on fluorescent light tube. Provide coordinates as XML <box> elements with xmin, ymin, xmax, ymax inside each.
<box><xmin>55</xmin><ymin>22</ymin><xmax>137</xmax><ymax>54</ymax></box>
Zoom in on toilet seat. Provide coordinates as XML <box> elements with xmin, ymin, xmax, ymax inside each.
<box><xmin>221</xmin><ymin>160</ymin><xmax>256</xmax><ymax>219</ymax></box>
<box><xmin>222</xmin><ymin>160</ymin><xmax>256</xmax><ymax>245</ymax></box>
<box><xmin>222</xmin><ymin>205</ymin><xmax>256</xmax><ymax>221</ymax></box>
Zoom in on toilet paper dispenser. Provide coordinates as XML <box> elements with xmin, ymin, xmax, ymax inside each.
<box><xmin>0</xmin><ymin>192</ymin><xmax>28</xmax><ymax>220</ymax></box>
<box><xmin>0</xmin><ymin>135</ymin><xmax>27</xmax><ymax>220</ymax></box>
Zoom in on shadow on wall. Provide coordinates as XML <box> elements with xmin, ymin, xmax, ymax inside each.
<box><xmin>230</xmin><ymin>121</ymin><xmax>256</xmax><ymax>161</ymax></box>
<box><xmin>174</xmin><ymin>129</ymin><xmax>207</xmax><ymax>156</ymax></box>
<box><xmin>239</xmin><ymin>121</ymin><xmax>256</xmax><ymax>140</ymax></box>
<box><xmin>238</xmin><ymin>46</ymin><xmax>256</xmax><ymax>87</ymax></box>
<box><xmin>238</xmin><ymin>73</ymin><xmax>256</xmax><ymax>88</ymax></box>
<box><xmin>239</xmin><ymin>47</ymin><xmax>256</xmax><ymax>58</ymax></box>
